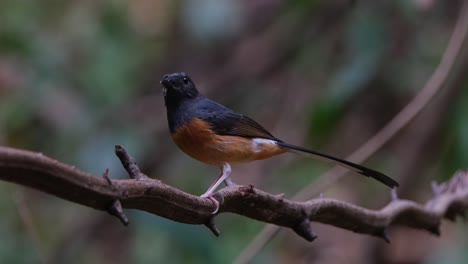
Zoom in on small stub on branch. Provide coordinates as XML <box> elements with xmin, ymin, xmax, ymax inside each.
<box><xmin>107</xmin><ymin>199</ymin><xmax>129</xmax><ymax>226</ymax></box>
<box><xmin>437</xmin><ymin>170</ymin><xmax>468</xmax><ymax>194</ymax></box>
<box><xmin>376</xmin><ymin>228</ymin><xmax>391</xmax><ymax>243</ymax></box>
<box><xmin>428</xmin><ymin>225</ymin><xmax>441</xmax><ymax>236</ymax></box>
<box><xmin>102</xmin><ymin>168</ymin><xmax>112</xmax><ymax>185</ymax></box>
<box><xmin>114</xmin><ymin>145</ymin><xmax>151</xmax><ymax>180</ymax></box>
<box><xmin>427</xmin><ymin>170</ymin><xmax>468</xmax><ymax>221</ymax></box>
<box><xmin>204</xmin><ymin>216</ymin><xmax>220</xmax><ymax>237</ymax></box>
<box><xmin>292</xmin><ymin>218</ymin><xmax>317</xmax><ymax>242</ymax></box>
<box><xmin>391</xmin><ymin>188</ymin><xmax>399</xmax><ymax>201</ymax></box>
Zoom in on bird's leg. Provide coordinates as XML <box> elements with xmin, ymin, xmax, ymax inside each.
<box><xmin>212</xmin><ymin>168</ymin><xmax>233</xmax><ymax>187</ymax></box>
<box><xmin>205</xmin><ymin>170</ymin><xmax>223</xmax><ymax>192</ymax></box>
<box><xmin>201</xmin><ymin>163</ymin><xmax>231</xmax><ymax>214</ymax></box>
<box><xmin>202</xmin><ymin>163</ymin><xmax>231</xmax><ymax>196</ymax></box>
<box><xmin>223</xmin><ymin>177</ymin><xmax>234</xmax><ymax>186</ymax></box>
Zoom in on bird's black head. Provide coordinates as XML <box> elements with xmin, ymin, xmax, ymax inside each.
<box><xmin>160</xmin><ymin>72</ymin><xmax>199</xmax><ymax>106</ymax></box>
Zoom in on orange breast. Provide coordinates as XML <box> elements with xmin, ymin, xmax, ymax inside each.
<box><xmin>171</xmin><ymin>118</ymin><xmax>286</xmax><ymax>166</ymax></box>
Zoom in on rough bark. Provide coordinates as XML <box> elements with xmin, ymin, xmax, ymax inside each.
<box><xmin>0</xmin><ymin>145</ymin><xmax>466</xmax><ymax>242</ymax></box>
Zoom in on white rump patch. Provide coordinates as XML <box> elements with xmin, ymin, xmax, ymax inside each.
<box><xmin>251</xmin><ymin>138</ymin><xmax>277</xmax><ymax>153</ymax></box>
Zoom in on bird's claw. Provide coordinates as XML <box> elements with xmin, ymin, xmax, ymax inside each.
<box><xmin>201</xmin><ymin>194</ymin><xmax>219</xmax><ymax>214</ymax></box>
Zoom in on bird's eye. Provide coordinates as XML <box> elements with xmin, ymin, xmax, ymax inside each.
<box><xmin>183</xmin><ymin>77</ymin><xmax>188</xmax><ymax>84</ymax></box>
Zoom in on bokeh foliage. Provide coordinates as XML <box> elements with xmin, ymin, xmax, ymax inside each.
<box><xmin>0</xmin><ymin>0</ymin><xmax>467</xmax><ymax>263</ymax></box>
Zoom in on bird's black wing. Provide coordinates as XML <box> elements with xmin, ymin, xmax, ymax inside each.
<box><xmin>192</xmin><ymin>98</ymin><xmax>399</xmax><ymax>188</ymax></box>
<box><xmin>194</xmin><ymin>98</ymin><xmax>280</xmax><ymax>141</ymax></box>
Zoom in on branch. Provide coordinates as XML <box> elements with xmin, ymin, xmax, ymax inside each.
<box><xmin>0</xmin><ymin>145</ymin><xmax>467</xmax><ymax>242</ymax></box>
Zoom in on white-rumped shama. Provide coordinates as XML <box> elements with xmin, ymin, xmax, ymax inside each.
<box><xmin>161</xmin><ymin>72</ymin><xmax>399</xmax><ymax>211</ymax></box>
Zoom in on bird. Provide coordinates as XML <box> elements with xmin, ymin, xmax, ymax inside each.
<box><xmin>160</xmin><ymin>72</ymin><xmax>399</xmax><ymax>212</ymax></box>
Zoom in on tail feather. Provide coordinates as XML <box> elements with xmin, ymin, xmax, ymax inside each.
<box><xmin>277</xmin><ymin>142</ymin><xmax>399</xmax><ymax>188</ymax></box>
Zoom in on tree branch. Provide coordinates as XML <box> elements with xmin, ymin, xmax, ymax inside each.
<box><xmin>0</xmin><ymin>145</ymin><xmax>466</xmax><ymax>242</ymax></box>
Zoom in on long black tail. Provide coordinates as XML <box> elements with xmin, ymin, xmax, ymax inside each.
<box><xmin>277</xmin><ymin>142</ymin><xmax>399</xmax><ymax>188</ymax></box>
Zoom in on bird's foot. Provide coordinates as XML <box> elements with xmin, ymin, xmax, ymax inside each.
<box><xmin>200</xmin><ymin>193</ymin><xmax>219</xmax><ymax>214</ymax></box>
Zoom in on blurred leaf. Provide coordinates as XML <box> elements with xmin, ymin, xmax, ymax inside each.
<box><xmin>327</xmin><ymin>5</ymin><xmax>386</xmax><ymax>104</ymax></box>
<box><xmin>181</xmin><ymin>0</ymin><xmax>244</xmax><ymax>43</ymax></box>
<box><xmin>0</xmin><ymin>31</ymin><xmax>30</xmax><ymax>55</ymax></box>
<box><xmin>445</xmin><ymin>84</ymin><xmax>468</xmax><ymax>174</ymax></box>
<box><xmin>306</xmin><ymin>100</ymin><xmax>342</xmax><ymax>145</ymax></box>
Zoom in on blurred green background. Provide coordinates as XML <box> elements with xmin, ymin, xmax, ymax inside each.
<box><xmin>0</xmin><ymin>0</ymin><xmax>467</xmax><ymax>263</ymax></box>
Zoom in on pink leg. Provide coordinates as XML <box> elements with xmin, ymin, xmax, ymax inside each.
<box><xmin>201</xmin><ymin>163</ymin><xmax>231</xmax><ymax>214</ymax></box>
<box><xmin>201</xmin><ymin>163</ymin><xmax>231</xmax><ymax>196</ymax></box>
<box><xmin>205</xmin><ymin>170</ymin><xmax>223</xmax><ymax>192</ymax></box>
<box><xmin>224</xmin><ymin>176</ymin><xmax>234</xmax><ymax>186</ymax></box>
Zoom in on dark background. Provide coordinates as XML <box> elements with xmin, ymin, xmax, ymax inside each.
<box><xmin>0</xmin><ymin>0</ymin><xmax>467</xmax><ymax>263</ymax></box>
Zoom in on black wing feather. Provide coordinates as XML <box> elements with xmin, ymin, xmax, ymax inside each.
<box><xmin>194</xmin><ymin>98</ymin><xmax>279</xmax><ymax>140</ymax></box>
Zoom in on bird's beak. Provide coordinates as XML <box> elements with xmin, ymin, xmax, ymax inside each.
<box><xmin>160</xmin><ymin>79</ymin><xmax>171</xmax><ymax>96</ymax></box>
<box><xmin>160</xmin><ymin>79</ymin><xmax>171</xmax><ymax>87</ymax></box>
